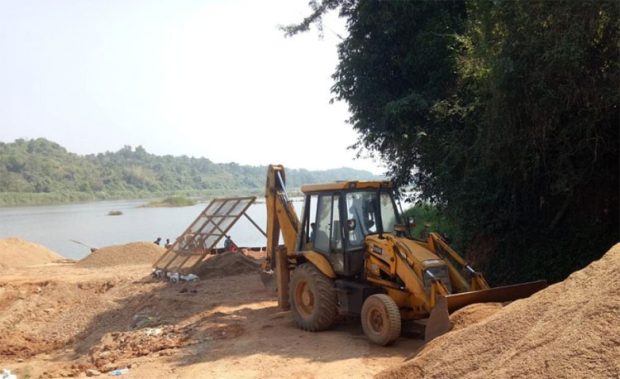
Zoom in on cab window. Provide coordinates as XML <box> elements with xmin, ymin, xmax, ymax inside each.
<box><xmin>314</xmin><ymin>195</ymin><xmax>331</xmax><ymax>252</ymax></box>
<box><xmin>344</xmin><ymin>190</ymin><xmax>400</xmax><ymax>251</ymax></box>
<box><xmin>345</xmin><ymin>192</ymin><xmax>378</xmax><ymax>250</ymax></box>
<box><xmin>380</xmin><ymin>192</ymin><xmax>398</xmax><ymax>233</ymax></box>
<box><xmin>313</xmin><ymin>194</ymin><xmax>343</xmax><ymax>254</ymax></box>
<box><xmin>304</xmin><ymin>194</ymin><xmax>318</xmax><ymax>247</ymax></box>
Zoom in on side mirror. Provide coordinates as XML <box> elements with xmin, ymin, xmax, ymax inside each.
<box><xmin>347</xmin><ymin>219</ymin><xmax>356</xmax><ymax>231</ymax></box>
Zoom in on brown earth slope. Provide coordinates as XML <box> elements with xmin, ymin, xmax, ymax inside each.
<box><xmin>377</xmin><ymin>243</ymin><xmax>620</xmax><ymax>379</ymax></box>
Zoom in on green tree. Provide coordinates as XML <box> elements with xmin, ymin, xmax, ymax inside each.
<box><xmin>287</xmin><ymin>0</ymin><xmax>619</xmax><ymax>283</ymax></box>
<box><xmin>446</xmin><ymin>0</ymin><xmax>620</xmax><ymax>282</ymax></box>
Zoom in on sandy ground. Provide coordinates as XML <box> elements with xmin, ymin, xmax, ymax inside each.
<box><xmin>0</xmin><ymin>261</ymin><xmax>423</xmax><ymax>379</ymax></box>
<box><xmin>5</xmin><ymin>239</ymin><xmax>615</xmax><ymax>378</ymax></box>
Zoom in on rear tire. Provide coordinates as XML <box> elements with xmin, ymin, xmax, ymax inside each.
<box><xmin>361</xmin><ymin>294</ymin><xmax>401</xmax><ymax>346</ymax></box>
<box><xmin>289</xmin><ymin>263</ymin><xmax>338</xmax><ymax>331</ymax></box>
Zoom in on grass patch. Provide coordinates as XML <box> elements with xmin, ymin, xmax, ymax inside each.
<box><xmin>142</xmin><ymin>196</ymin><xmax>196</xmax><ymax>208</ymax></box>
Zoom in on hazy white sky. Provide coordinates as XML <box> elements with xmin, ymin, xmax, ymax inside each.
<box><xmin>0</xmin><ymin>0</ymin><xmax>384</xmax><ymax>173</ymax></box>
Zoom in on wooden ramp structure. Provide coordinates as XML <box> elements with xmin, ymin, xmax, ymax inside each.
<box><xmin>153</xmin><ymin>196</ymin><xmax>264</xmax><ymax>275</ymax></box>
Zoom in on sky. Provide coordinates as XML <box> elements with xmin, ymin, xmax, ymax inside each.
<box><xmin>0</xmin><ymin>0</ymin><xmax>384</xmax><ymax>173</ymax></box>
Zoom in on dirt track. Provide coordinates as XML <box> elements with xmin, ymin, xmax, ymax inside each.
<box><xmin>0</xmin><ymin>261</ymin><xmax>422</xmax><ymax>378</ymax></box>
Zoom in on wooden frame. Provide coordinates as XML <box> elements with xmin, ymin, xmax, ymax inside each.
<box><xmin>153</xmin><ymin>196</ymin><xmax>257</xmax><ymax>274</ymax></box>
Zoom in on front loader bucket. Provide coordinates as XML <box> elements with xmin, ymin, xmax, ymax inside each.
<box><xmin>425</xmin><ymin>295</ymin><xmax>452</xmax><ymax>342</ymax></box>
<box><xmin>446</xmin><ymin>280</ymin><xmax>548</xmax><ymax>313</ymax></box>
<box><xmin>424</xmin><ymin>280</ymin><xmax>547</xmax><ymax>341</ymax></box>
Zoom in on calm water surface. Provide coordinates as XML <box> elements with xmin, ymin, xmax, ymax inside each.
<box><xmin>0</xmin><ymin>199</ymin><xmax>302</xmax><ymax>260</ymax></box>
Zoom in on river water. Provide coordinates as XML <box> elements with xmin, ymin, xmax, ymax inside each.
<box><xmin>0</xmin><ymin>199</ymin><xmax>303</xmax><ymax>260</ymax></box>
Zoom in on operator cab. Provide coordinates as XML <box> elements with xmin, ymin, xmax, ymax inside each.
<box><xmin>298</xmin><ymin>181</ymin><xmax>402</xmax><ymax>277</ymax></box>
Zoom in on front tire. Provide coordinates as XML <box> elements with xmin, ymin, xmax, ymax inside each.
<box><xmin>361</xmin><ymin>294</ymin><xmax>401</xmax><ymax>346</ymax></box>
<box><xmin>289</xmin><ymin>263</ymin><xmax>338</xmax><ymax>331</ymax></box>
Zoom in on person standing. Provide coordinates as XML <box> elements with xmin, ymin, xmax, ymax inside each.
<box><xmin>224</xmin><ymin>235</ymin><xmax>238</xmax><ymax>252</ymax></box>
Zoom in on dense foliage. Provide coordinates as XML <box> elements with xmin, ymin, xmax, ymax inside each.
<box><xmin>0</xmin><ymin>138</ymin><xmax>380</xmax><ymax>205</ymax></box>
<box><xmin>290</xmin><ymin>0</ymin><xmax>619</xmax><ymax>283</ymax></box>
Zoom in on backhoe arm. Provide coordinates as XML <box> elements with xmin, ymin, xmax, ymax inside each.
<box><xmin>263</xmin><ymin>165</ymin><xmax>300</xmax><ymax>308</ymax></box>
<box><xmin>265</xmin><ymin>164</ymin><xmax>300</xmax><ymax>269</ymax></box>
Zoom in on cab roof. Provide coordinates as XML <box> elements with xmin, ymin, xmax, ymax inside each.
<box><xmin>301</xmin><ymin>180</ymin><xmax>393</xmax><ymax>193</ymax></box>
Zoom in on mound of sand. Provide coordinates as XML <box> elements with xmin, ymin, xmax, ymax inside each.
<box><xmin>194</xmin><ymin>252</ymin><xmax>260</xmax><ymax>278</ymax></box>
<box><xmin>76</xmin><ymin>242</ymin><xmax>165</xmax><ymax>268</ymax></box>
<box><xmin>0</xmin><ymin>238</ymin><xmax>64</xmax><ymax>269</ymax></box>
<box><xmin>377</xmin><ymin>243</ymin><xmax>620</xmax><ymax>379</ymax></box>
<box><xmin>449</xmin><ymin>302</ymin><xmax>503</xmax><ymax>331</ymax></box>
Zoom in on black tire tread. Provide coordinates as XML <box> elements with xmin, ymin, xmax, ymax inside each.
<box><xmin>361</xmin><ymin>294</ymin><xmax>401</xmax><ymax>346</ymax></box>
<box><xmin>289</xmin><ymin>263</ymin><xmax>338</xmax><ymax>331</ymax></box>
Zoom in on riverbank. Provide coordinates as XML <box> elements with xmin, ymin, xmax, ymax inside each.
<box><xmin>0</xmin><ymin>189</ymin><xmax>264</xmax><ymax>207</ymax></box>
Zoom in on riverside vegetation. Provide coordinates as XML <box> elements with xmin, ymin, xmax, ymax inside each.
<box><xmin>0</xmin><ymin>138</ymin><xmax>380</xmax><ymax>206</ymax></box>
<box><xmin>142</xmin><ymin>196</ymin><xmax>196</xmax><ymax>208</ymax></box>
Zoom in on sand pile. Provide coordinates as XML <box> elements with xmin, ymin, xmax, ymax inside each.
<box><xmin>76</xmin><ymin>242</ymin><xmax>165</xmax><ymax>268</ymax></box>
<box><xmin>0</xmin><ymin>238</ymin><xmax>64</xmax><ymax>269</ymax></box>
<box><xmin>378</xmin><ymin>243</ymin><xmax>620</xmax><ymax>379</ymax></box>
<box><xmin>194</xmin><ymin>252</ymin><xmax>260</xmax><ymax>278</ymax></box>
<box><xmin>449</xmin><ymin>302</ymin><xmax>503</xmax><ymax>331</ymax></box>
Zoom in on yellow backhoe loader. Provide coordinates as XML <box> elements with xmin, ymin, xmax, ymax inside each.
<box><xmin>261</xmin><ymin>165</ymin><xmax>546</xmax><ymax>345</ymax></box>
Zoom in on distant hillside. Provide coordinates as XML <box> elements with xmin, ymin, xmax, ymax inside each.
<box><xmin>0</xmin><ymin>138</ymin><xmax>383</xmax><ymax>205</ymax></box>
